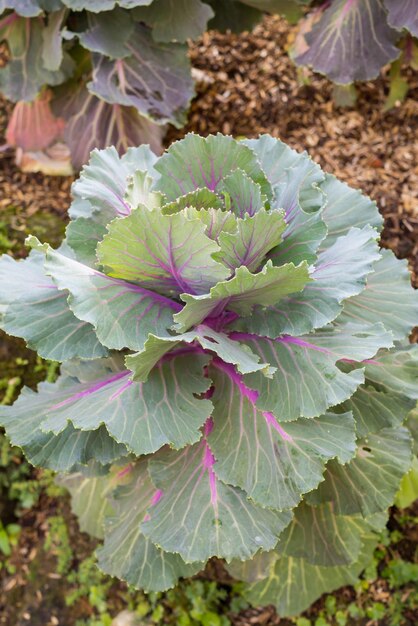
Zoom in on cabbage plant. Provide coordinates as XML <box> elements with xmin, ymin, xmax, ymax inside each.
<box><xmin>0</xmin><ymin>0</ymin><xmax>307</xmax><ymax>170</ymax></box>
<box><xmin>0</xmin><ymin>133</ymin><xmax>417</xmax><ymax>616</ymax></box>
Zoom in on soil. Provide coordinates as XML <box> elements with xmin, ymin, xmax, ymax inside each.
<box><xmin>0</xmin><ymin>13</ymin><xmax>417</xmax><ymax>626</ymax></box>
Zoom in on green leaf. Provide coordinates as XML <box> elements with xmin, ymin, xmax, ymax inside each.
<box><xmin>184</xmin><ymin>207</ymin><xmax>238</xmax><ymax>242</ymax></box>
<box><xmin>307</xmin><ymin>427</ymin><xmax>412</xmax><ymax>516</ymax></box>
<box><xmin>339</xmin><ymin>385</ymin><xmax>415</xmax><ymax>438</ymax></box>
<box><xmin>0</xmin><ymin>15</ymin><xmax>73</xmax><ymax>102</ymax></box>
<box><xmin>0</xmin><ymin>381</ymin><xmax>128</xmax><ymax>471</ymax></box>
<box><xmin>240</xmin><ymin>0</ymin><xmax>306</xmax><ymax>22</ymax></box>
<box><xmin>88</xmin><ymin>23</ymin><xmax>193</xmax><ymax>127</ymax></box>
<box><xmin>124</xmin><ymin>170</ymin><xmax>163</xmax><ymax>211</ymax></box>
<box><xmin>161</xmin><ymin>188</ymin><xmax>223</xmax><ymax>216</ymax></box>
<box><xmin>395</xmin><ymin>456</ymin><xmax>418</xmax><ymax>509</ymax></box>
<box><xmin>219</xmin><ymin>169</ymin><xmax>267</xmax><ymax>217</ymax></box>
<box><xmin>174</xmin><ymin>260</ymin><xmax>310</xmax><ymax>331</ymax></box>
<box><xmin>319</xmin><ymin>174</ymin><xmax>383</xmax><ymax>248</ymax></box>
<box><xmin>39</xmin><ymin>354</ymin><xmax>212</xmax><ymax>455</ymax></box>
<box><xmin>143</xmin><ymin>438</ymin><xmax>292</xmax><ymax>562</ymax></box>
<box><xmin>339</xmin><ymin>250</ymin><xmax>418</xmax><ymax>341</ymax></box>
<box><xmin>244</xmin><ymin>531</ymin><xmax>384</xmax><ymax>617</ymax></box>
<box><xmin>125</xmin><ymin>325</ymin><xmax>275</xmax><ymax>383</ymax></box>
<box><xmin>65</xmin><ymin>218</ymin><xmax>107</xmax><ymax>267</ymax></box>
<box><xmin>154</xmin><ymin>134</ymin><xmax>271</xmax><ymax>200</ymax></box>
<box><xmin>208</xmin><ymin>361</ymin><xmax>356</xmax><ymax>509</ymax></box>
<box><xmin>70</xmin><ymin>145</ymin><xmax>159</xmax><ymax>224</ymax></box>
<box><xmin>206</xmin><ymin>0</ymin><xmax>262</xmax><ymax>33</ymax></box>
<box><xmin>0</xmin><ymin>251</ymin><xmax>107</xmax><ymax>361</ymax></box>
<box><xmin>244</xmin><ymin>135</ymin><xmax>326</xmax><ymax>214</ymax></box>
<box><xmin>233</xmin><ymin>225</ymin><xmax>381</xmax><ymax>337</ymax></box>
<box><xmin>57</xmin><ymin>470</ymin><xmax>119</xmax><ymax>539</ymax></box>
<box><xmin>62</xmin><ymin>0</ymin><xmax>153</xmax><ymax>10</ymax></box>
<box><xmin>241</xmin><ymin>320</ymin><xmax>393</xmax><ymax>422</ymax></box>
<box><xmin>97</xmin><ymin>207</ymin><xmax>230</xmax><ymax>297</ymax></box>
<box><xmin>226</xmin><ymin>550</ymin><xmax>276</xmax><ymax>583</ymax></box>
<box><xmin>215</xmin><ymin>209</ymin><xmax>286</xmax><ymax>272</ymax></box>
<box><xmin>132</xmin><ymin>0</ymin><xmax>214</xmax><ymax>42</ymax></box>
<box><xmin>79</xmin><ymin>9</ymin><xmax>134</xmax><ymax>59</ymax></box>
<box><xmin>364</xmin><ymin>346</ymin><xmax>418</xmax><ymax>400</ymax></box>
<box><xmin>277</xmin><ymin>502</ymin><xmax>364</xmax><ymax>567</ymax></box>
<box><xmin>97</xmin><ymin>460</ymin><xmax>202</xmax><ymax>591</ymax></box>
<box><xmin>38</xmin><ymin>243</ymin><xmax>178</xmax><ymax>351</ymax></box>
<box><xmin>41</xmin><ymin>8</ymin><xmax>66</xmax><ymax>72</ymax></box>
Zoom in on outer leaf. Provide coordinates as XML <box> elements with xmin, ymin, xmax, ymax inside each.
<box><xmin>57</xmin><ymin>470</ymin><xmax>117</xmax><ymax>539</ymax></box>
<box><xmin>206</xmin><ymin>0</ymin><xmax>262</xmax><ymax>33</ymax></box>
<box><xmin>41</xmin><ymin>8</ymin><xmax>66</xmax><ymax>71</ymax></box>
<box><xmin>385</xmin><ymin>0</ymin><xmax>418</xmax><ymax>37</ymax></box>
<box><xmin>339</xmin><ymin>250</ymin><xmax>418</xmax><ymax>340</ymax></box>
<box><xmin>125</xmin><ymin>325</ymin><xmax>274</xmax><ymax>382</ymax></box>
<box><xmin>395</xmin><ymin>456</ymin><xmax>418</xmax><ymax>509</ymax></box>
<box><xmin>97</xmin><ymin>461</ymin><xmax>202</xmax><ymax>591</ymax></box>
<box><xmin>307</xmin><ymin>427</ymin><xmax>413</xmax><ymax>516</ymax></box>
<box><xmin>69</xmin><ymin>143</ymin><xmax>159</xmax><ymax>222</ymax></box>
<box><xmin>57</xmin><ymin>83</ymin><xmax>164</xmax><ymax>172</ymax></box>
<box><xmin>364</xmin><ymin>346</ymin><xmax>418</xmax><ymax>400</ymax></box>
<box><xmin>97</xmin><ymin>208</ymin><xmax>230</xmax><ymax>297</ymax></box>
<box><xmin>79</xmin><ymin>9</ymin><xmax>134</xmax><ymax>59</ymax></box>
<box><xmin>293</xmin><ymin>0</ymin><xmax>400</xmax><ymax>84</ymax></box>
<box><xmin>0</xmin><ymin>16</ymin><xmax>73</xmax><ymax>102</ymax></box>
<box><xmin>88</xmin><ymin>24</ymin><xmax>193</xmax><ymax>127</ymax></box>
<box><xmin>215</xmin><ymin>209</ymin><xmax>286</xmax><ymax>272</ymax></box>
<box><xmin>240</xmin><ymin>320</ymin><xmax>393</xmax><ymax>422</ymax></box>
<box><xmin>0</xmin><ymin>251</ymin><xmax>107</xmax><ymax>361</ymax></box>
<box><xmin>39</xmin><ymin>355</ymin><xmax>212</xmax><ymax>455</ymax></box>
<box><xmin>244</xmin><ymin>136</ymin><xmax>326</xmax><ymax>215</ymax></box>
<box><xmin>0</xmin><ymin>380</ymin><xmax>128</xmax><ymax>471</ymax></box>
<box><xmin>319</xmin><ymin>175</ymin><xmax>383</xmax><ymax>248</ymax></box>
<box><xmin>226</xmin><ymin>550</ymin><xmax>276</xmax><ymax>584</ymax></box>
<box><xmin>32</xmin><ymin>241</ymin><xmax>178</xmax><ymax>351</ymax></box>
<box><xmin>277</xmin><ymin>502</ymin><xmax>364</xmax><ymax>566</ymax></box>
<box><xmin>208</xmin><ymin>361</ymin><xmax>356</xmax><ymax>509</ymax></box>
<box><xmin>174</xmin><ymin>260</ymin><xmax>310</xmax><ymax>331</ymax></box>
<box><xmin>240</xmin><ymin>0</ymin><xmax>306</xmax><ymax>21</ymax></box>
<box><xmin>0</xmin><ymin>1</ymin><xmax>59</xmax><ymax>17</ymax></box>
<box><xmin>132</xmin><ymin>0</ymin><xmax>214</xmax><ymax>42</ymax></box>
<box><xmin>244</xmin><ymin>136</ymin><xmax>327</xmax><ymax>265</ymax></box>
<box><xmin>340</xmin><ymin>385</ymin><xmax>415</xmax><ymax>438</ymax></box>
<box><xmin>62</xmin><ymin>0</ymin><xmax>153</xmax><ymax>10</ymax></box>
<box><xmin>65</xmin><ymin>218</ymin><xmax>107</xmax><ymax>267</ymax></box>
<box><xmin>143</xmin><ymin>436</ymin><xmax>292</xmax><ymax>562</ymax></box>
<box><xmin>233</xmin><ymin>225</ymin><xmax>381</xmax><ymax>337</ymax></box>
<box><xmin>244</xmin><ymin>531</ymin><xmax>384</xmax><ymax>617</ymax></box>
<box><xmin>154</xmin><ymin>134</ymin><xmax>271</xmax><ymax>200</ymax></box>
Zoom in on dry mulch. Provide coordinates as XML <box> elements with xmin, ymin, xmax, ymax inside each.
<box><xmin>0</xmin><ymin>12</ymin><xmax>417</xmax><ymax>626</ymax></box>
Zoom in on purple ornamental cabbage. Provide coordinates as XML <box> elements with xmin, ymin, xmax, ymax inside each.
<box><xmin>292</xmin><ymin>0</ymin><xmax>418</xmax><ymax>85</ymax></box>
<box><xmin>0</xmin><ymin>133</ymin><xmax>417</xmax><ymax>616</ymax></box>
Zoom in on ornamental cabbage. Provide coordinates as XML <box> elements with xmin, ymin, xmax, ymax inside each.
<box><xmin>0</xmin><ymin>133</ymin><xmax>417</xmax><ymax>616</ymax></box>
<box><xmin>292</xmin><ymin>0</ymin><xmax>418</xmax><ymax>86</ymax></box>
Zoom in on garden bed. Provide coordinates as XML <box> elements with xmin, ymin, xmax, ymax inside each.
<box><xmin>0</xmin><ymin>14</ymin><xmax>417</xmax><ymax>626</ymax></box>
